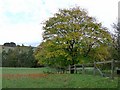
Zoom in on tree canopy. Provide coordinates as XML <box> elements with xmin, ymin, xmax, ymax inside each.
<box><xmin>4</xmin><ymin>42</ymin><xmax>16</xmax><ymax>47</ymax></box>
<box><xmin>35</xmin><ymin>7</ymin><xmax>112</xmax><ymax>73</ymax></box>
<box><xmin>112</xmin><ymin>22</ymin><xmax>120</xmax><ymax>60</ymax></box>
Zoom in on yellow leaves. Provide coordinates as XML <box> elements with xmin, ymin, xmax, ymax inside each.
<box><xmin>67</xmin><ymin>56</ymin><xmax>72</xmax><ymax>61</ymax></box>
<box><xmin>80</xmin><ymin>60</ymin><xmax>84</xmax><ymax>64</ymax></box>
<box><xmin>46</xmin><ymin>52</ymin><xmax>53</xmax><ymax>59</ymax></box>
<box><xmin>46</xmin><ymin>49</ymin><xmax>67</xmax><ymax>59</ymax></box>
<box><xmin>57</xmin><ymin>50</ymin><xmax>67</xmax><ymax>57</ymax></box>
<box><xmin>65</xmin><ymin>32</ymin><xmax>81</xmax><ymax>41</ymax></box>
<box><xmin>92</xmin><ymin>45</ymin><xmax>111</xmax><ymax>61</ymax></box>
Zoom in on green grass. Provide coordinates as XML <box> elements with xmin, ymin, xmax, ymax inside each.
<box><xmin>2</xmin><ymin>67</ymin><xmax>54</xmax><ymax>74</ymax></box>
<box><xmin>0</xmin><ymin>67</ymin><xmax>2</xmax><ymax>89</ymax></box>
<box><xmin>2</xmin><ymin>67</ymin><xmax>119</xmax><ymax>88</ymax></box>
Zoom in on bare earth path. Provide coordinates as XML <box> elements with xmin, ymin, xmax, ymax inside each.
<box><xmin>2</xmin><ymin>73</ymin><xmax>48</xmax><ymax>79</ymax></box>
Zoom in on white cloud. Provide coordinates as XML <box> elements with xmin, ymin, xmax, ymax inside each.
<box><xmin>0</xmin><ymin>23</ymin><xmax>43</xmax><ymax>43</ymax></box>
<box><xmin>1</xmin><ymin>0</ymin><xmax>42</xmax><ymax>13</ymax></box>
<box><xmin>0</xmin><ymin>0</ymin><xmax>119</xmax><ymax>46</ymax></box>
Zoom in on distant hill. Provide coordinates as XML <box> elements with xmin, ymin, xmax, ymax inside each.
<box><xmin>0</xmin><ymin>45</ymin><xmax>36</xmax><ymax>52</ymax></box>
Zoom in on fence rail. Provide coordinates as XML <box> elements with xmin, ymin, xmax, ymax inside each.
<box><xmin>66</xmin><ymin>60</ymin><xmax>120</xmax><ymax>79</ymax></box>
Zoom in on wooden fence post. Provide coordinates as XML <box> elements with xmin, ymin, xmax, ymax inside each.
<box><xmin>69</xmin><ymin>65</ymin><xmax>71</xmax><ymax>74</ymax></box>
<box><xmin>94</xmin><ymin>62</ymin><xmax>96</xmax><ymax>75</ymax></box>
<box><xmin>82</xmin><ymin>64</ymin><xmax>85</xmax><ymax>74</ymax></box>
<box><xmin>111</xmin><ymin>59</ymin><xmax>114</xmax><ymax>79</ymax></box>
<box><xmin>74</xmin><ymin>65</ymin><xmax>77</xmax><ymax>74</ymax></box>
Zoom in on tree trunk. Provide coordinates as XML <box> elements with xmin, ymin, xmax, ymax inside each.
<box><xmin>70</xmin><ymin>69</ymin><xmax>74</xmax><ymax>74</ymax></box>
<box><xmin>70</xmin><ymin>65</ymin><xmax>74</xmax><ymax>74</ymax></box>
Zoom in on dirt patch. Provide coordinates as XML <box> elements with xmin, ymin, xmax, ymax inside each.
<box><xmin>2</xmin><ymin>73</ymin><xmax>48</xmax><ymax>79</ymax></box>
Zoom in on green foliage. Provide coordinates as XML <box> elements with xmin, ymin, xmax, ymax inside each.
<box><xmin>35</xmin><ymin>7</ymin><xmax>112</xmax><ymax>69</ymax></box>
<box><xmin>2</xmin><ymin>46</ymin><xmax>36</xmax><ymax>67</ymax></box>
<box><xmin>112</xmin><ymin>22</ymin><xmax>120</xmax><ymax>61</ymax></box>
<box><xmin>89</xmin><ymin>45</ymin><xmax>111</xmax><ymax>61</ymax></box>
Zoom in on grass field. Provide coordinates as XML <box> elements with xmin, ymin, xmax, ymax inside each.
<box><xmin>0</xmin><ymin>67</ymin><xmax>2</xmax><ymax>90</ymax></box>
<box><xmin>2</xmin><ymin>67</ymin><xmax>119</xmax><ymax>88</ymax></box>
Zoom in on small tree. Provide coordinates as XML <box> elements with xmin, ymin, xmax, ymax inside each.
<box><xmin>113</xmin><ymin>22</ymin><xmax>120</xmax><ymax>61</ymax></box>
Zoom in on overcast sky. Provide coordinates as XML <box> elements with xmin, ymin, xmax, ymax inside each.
<box><xmin>0</xmin><ymin>0</ymin><xmax>119</xmax><ymax>47</ymax></box>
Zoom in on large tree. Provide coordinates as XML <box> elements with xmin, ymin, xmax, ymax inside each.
<box><xmin>35</xmin><ymin>7</ymin><xmax>112</xmax><ymax>73</ymax></box>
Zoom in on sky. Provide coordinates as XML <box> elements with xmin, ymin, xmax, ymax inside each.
<box><xmin>0</xmin><ymin>0</ymin><xmax>119</xmax><ymax>47</ymax></box>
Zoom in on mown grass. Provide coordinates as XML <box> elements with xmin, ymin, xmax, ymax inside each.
<box><xmin>2</xmin><ymin>67</ymin><xmax>119</xmax><ymax>88</ymax></box>
<box><xmin>2</xmin><ymin>67</ymin><xmax>54</xmax><ymax>74</ymax></box>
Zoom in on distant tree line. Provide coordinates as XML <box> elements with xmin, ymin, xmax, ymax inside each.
<box><xmin>2</xmin><ymin>45</ymin><xmax>41</xmax><ymax>67</ymax></box>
